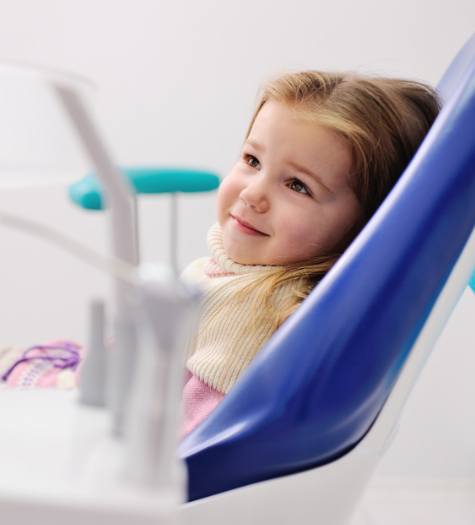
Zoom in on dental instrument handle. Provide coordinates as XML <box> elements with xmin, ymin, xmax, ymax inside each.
<box><xmin>53</xmin><ymin>84</ymin><xmax>139</xmax><ymax>437</ymax></box>
<box><xmin>170</xmin><ymin>193</ymin><xmax>178</xmax><ymax>277</ymax></box>
<box><xmin>109</xmin><ymin>314</ymin><xmax>138</xmax><ymax>435</ymax></box>
<box><xmin>124</xmin><ymin>267</ymin><xmax>202</xmax><ymax>495</ymax></box>
<box><xmin>79</xmin><ymin>299</ymin><xmax>107</xmax><ymax>407</ymax></box>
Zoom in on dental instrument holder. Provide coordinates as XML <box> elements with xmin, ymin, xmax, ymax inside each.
<box><xmin>124</xmin><ymin>266</ymin><xmax>202</xmax><ymax>491</ymax></box>
<box><xmin>53</xmin><ymin>84</ymin><xmax>140</xmax><ymax>436</ymax></box>
<box><xmin>68</xmin><ymin>167</ymin><xmax>221</xmax><ymax>278</ymax></box>
<box><xmin>79</xmin><ymin>299</ymin><xmax>107</xmax><ymax>407</ymax></box>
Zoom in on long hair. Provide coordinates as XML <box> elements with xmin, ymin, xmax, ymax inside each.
<box><xmin>231</xmin><ymin>71</ymin><xmax>441</xmax><ymax>333</ymax></box>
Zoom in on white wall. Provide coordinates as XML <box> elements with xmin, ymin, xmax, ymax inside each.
<box><xmin>0</xmin><ymin>0</ymin><xmax>473</xmax><ymax>480</ymax></box>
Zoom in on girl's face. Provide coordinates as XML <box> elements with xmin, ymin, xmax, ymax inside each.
<box><xmin>217</xmin><ymin>101</ymin><xmax>362</xmax><ymax>265</ymax></box>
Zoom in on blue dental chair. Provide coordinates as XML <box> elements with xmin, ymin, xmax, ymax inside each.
<box><xmin>178</xmin><ymin>32</ymin><xmax>475</xmax><ymax>514</ymax></box>
<box><xmin>68</xmin><ymin>34</ymin><xmax>475</xmax><ymax>524</ymax></box>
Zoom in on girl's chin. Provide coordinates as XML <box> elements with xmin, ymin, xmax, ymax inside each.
<box><xmin>223</xmin><ymin>243</ymin><xmax>260</xmax><ymax>265</ymax></box>
<box><xmin>226</xmin><ymin>249</ymin><xmax>254</xmax><ymax>265</ymax></box>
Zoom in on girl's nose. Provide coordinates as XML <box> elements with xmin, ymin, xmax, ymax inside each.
<box><xmin>239</xmin><ymin>177</ymin><xmax>270</xmax><ymax>213</ymax></box>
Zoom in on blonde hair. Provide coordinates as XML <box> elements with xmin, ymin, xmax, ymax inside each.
<box><xmin>232</xmin><ymin>71</ymin><xmax>441</xmax><ymax>333</ymax></box>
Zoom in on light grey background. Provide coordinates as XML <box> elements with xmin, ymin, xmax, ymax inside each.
<box><xmin>0</xmin><ymin>0</ymin><xmax>473</xmax><ymax>480</ymax></box>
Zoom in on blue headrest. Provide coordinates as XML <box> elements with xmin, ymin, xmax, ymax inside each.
<box><xmin>180</xmin><ymin>33</ymin><xmax>475</xmax><ymax>501</ymax></box>
<box><xmin>438</xmin><ymin>33</ymin><xmax>475</xmax><ymax>103</ymax></box>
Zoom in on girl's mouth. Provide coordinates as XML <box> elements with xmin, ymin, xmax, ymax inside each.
<box><xmin>231</xmin><ymin>215</ymin><xmax>268</xmax><ymax>236</ymax></box>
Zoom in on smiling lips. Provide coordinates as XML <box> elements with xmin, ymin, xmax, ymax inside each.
<box><xmin>231</xmin><ymin>214</ymin><xmax>268</xmax><ymax>236</ymax></box>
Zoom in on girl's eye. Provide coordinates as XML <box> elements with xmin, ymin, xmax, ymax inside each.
<box><xmin>245</xmin><ymin>154</ymin><xmax>260</xmax><ymax>169</ymax></box>
<box><xmin>288</xmin><ymin>178</ymin><xmax>311</xmax><ymax>196</ymax></box>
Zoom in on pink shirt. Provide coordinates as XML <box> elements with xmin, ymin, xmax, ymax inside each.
<box><xmin>181</xmin><ymin>371</ymin><xmax>225</xmax><ymax>437</ymax></box>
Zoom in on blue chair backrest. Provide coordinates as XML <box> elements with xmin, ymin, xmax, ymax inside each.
<box><xmin>438</xmin><ymin>34</ymin><xmax>475</xmax><ymax>103</ymax></box>
<box><xmin>180</xmin><ymin>34</ymin><xmax>475</xmax><ymax>502</ymax></box>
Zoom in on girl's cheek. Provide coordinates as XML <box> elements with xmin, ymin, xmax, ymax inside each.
<box><xmin>217</xmin><ymin>175</ymin><xmax>240</xmax><ymax>222</ymax></box>
<box><xmin>217</xmin><ymin>179</ymin><xmax>231</xmax><ymax>207</ymax></box>
<box><xmin>220</xmin><ymin>171</ymin><xmax>245</xmax><ymax>199</ymax></box>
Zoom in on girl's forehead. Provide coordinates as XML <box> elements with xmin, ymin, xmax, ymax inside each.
<box><xmin>248</xmin><ymin>101</ymin><xmax>353</xmax><ymax>188</ymax></box>
<box><xmin>249</xmin><ymin>101</ymin><xmax>339</xmax><ymax>147</ymax></box>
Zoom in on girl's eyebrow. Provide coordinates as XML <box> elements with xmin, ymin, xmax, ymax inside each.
<box><xmin>245</xmin><ymin>139</ymin><xmax>265</xmax><ymax>152</ymax></box>
<box><xmin>245</xmin><ymin>139</ymin><xmax>333</xmax><ymax>194</ymax></box>
<box><xmin>286</xmin><ymin>160</ymin><xmax>333</xmax><ymax>194</ymax></box>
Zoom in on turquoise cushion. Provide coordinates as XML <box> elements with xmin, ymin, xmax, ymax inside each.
<box><xmin>69</xmin><ymin>167</ymin><xmax>220</xmax><ymax>210</ymax></box>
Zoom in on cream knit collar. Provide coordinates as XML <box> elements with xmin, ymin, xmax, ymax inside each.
<box><xmin>205</xmin><ymin>222</ymin><xmax>284</xmax><ymax>277</ymax></box>
<box><xmin>186</xmin><ymin>223</ymin><xmax>290</xmax><ymax>394</ymax></box>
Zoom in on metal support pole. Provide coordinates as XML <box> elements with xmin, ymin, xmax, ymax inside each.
<box><xmin>54</xmin><ymin>84</ymin><xmax>140</xmax><ymax>435</ymax></box>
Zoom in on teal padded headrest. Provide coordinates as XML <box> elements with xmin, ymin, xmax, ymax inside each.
<box><xmin>69</xmin><ymin>167</ymin><xmax>221</xmax><ymax>210</ymax></box>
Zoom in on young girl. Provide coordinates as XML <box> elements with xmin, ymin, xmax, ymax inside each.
<box><xmin>181</xmin><ymin>71</ymin><xmax>440</xmax><ymax>436</ymax></box>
